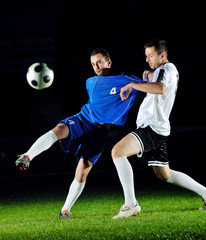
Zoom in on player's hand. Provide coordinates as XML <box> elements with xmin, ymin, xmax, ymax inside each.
<box><xmin>120</xmin><ymin>83</ymin><xmax>133</xmax><ymax>101</ymax></box>
<box><xmin>142</xmin><ymin>70</ymin><xmax>150</xmax><ymax>81</ymax></box>
<box><xmin>143</xmin><ymin>70</ymin><xmax>154</xmax><ymax>82</ymax></box>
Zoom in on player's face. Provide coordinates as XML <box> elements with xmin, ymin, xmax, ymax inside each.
<box><xmin>91</xmin><ymin>53</ymin><xmax>112</xmax><ymax>76</ymax></box>
<box><xmin>145</xmin><ymin>47</ymin><xmax>162</xmax><ymax>70</ymax></box>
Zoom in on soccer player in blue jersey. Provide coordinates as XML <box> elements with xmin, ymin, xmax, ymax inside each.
<box><xmin>16</xmin><ymin>47</ymin><xmax>148</xmax><ymax>219</ymax></box>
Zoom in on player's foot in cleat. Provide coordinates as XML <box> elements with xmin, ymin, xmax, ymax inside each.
<box><xmin>112</xmin><ymin>203</ymin><xmax>141</xmax><ymax>219</ymax></box>
<box><xmin>59</xmin><ymin>210</ymin><xmax>72</xmax><ymax>219</ymax></box>
<box><xmin>16</xmin><ymin>154</ymin><xmax>30</xmax><ymax>171</ymax></box>
<box><xmin>199</xmin><ymin>199</ymin><xmax>206</xmax><ymax>210</ymax></box>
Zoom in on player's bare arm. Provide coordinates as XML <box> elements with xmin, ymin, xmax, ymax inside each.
<box><xmin>120</xmin><ymin>81</ymin><xmax>166</xmax><ymax>101</ymax></box>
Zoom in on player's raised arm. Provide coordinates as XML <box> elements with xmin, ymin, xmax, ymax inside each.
<box><xmin>120</xmin><ymin>81</ymin><xmax>166</xmax><ymax>101</ymax></box>
<box><xmin>120</xmin><ymin>79</ymin><xmax>166</xmax><ymax>101</ymax></box>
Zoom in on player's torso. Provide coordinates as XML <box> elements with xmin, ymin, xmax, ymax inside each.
<box><xmin>81</xmin><ymin>73</ymin><xmax>141</xmax><ymax>125</ymax></box>
<box><xmin>137</xmin><ymin>63</ymin><xmax>179</xmax><ymax>135</ymax></box>
<box><xmin>86</xmin><ymin>74</ymin><xmax>125</xmax><ymax>103</ymax></box>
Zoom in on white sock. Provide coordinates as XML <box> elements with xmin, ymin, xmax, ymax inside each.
<box><xmin>25</xmin><ymin>130</ymin><xmax>58</xmax><ymax>160</ymax></box>
<box><xmin>167</xmin><ymin>170</ymin><xmax>206</xmax><ymax>200</ymax></box>
<box><xmin>61</xmin><ymin>179</ymin><xmax>85</xmax><ymax>212</ymax></box>
<box><xmin>113</xmin><ymin>156</ymin><xmax>137</xmax><ymax>208</ymax></box>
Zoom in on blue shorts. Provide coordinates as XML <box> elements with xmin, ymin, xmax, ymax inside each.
<box><xmin>58</xmin><ymin>113</ymin><xmax>109</xmax><ymax>165</ymax></box>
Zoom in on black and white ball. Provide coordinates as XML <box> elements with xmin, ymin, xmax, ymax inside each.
<box><xmin>26</xmin><ymin>63</ymin><xmax>54</xmax><ymax>90</ymax></box>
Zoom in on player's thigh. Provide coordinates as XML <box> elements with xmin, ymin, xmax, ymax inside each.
<box><xmin>112</xmin><ymin>134</ymin><xmax>141</xmax><ymax>159</ymax></box>
<box><xmin>52</xmin><ymin>123</ymin><xmax>69</xmax><ymax>140</ymax></box>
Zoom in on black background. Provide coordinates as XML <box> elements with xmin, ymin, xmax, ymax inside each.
<box><xmin>0</xmin><ymin>0</ymin><xmax>205</xmax><ymax>180</ymax></box>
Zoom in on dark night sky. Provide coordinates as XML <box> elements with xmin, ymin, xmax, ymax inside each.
<box><xmin>0</xmin><ymin>0</ymin><xmax>205</xmax><ymax>175</ymax></box>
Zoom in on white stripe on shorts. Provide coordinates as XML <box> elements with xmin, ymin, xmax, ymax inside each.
<box><xmin>148</xmin><ymin>161</ymin><xmax>169</xmax><ymax>167</ymax></box>
<box><xmin>129</xmin><ymin>132</ymin><xmax>144</xmax><ymax>158</ymax></box>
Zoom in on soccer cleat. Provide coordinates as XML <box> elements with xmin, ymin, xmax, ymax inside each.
<box><xmin>16</xmin><ymin>154</ymin><xmax>30</xmax><ymax>171</ymax></box>
<box><xmin>112</xmin><ymin>203</ymin><xmax>141</xmax><ymax>219</ymax></box>
<box><xmin>59</xmin><ymin>210</ymin><xmax>72</xmax><ymax>219</ymax></box>
<box><xmin>199</xmin><ymin>199</ymin><xmax>206</xmax><ymax>210</ymax></box>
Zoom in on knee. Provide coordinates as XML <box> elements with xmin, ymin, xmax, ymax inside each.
<box><xmin>111</xmin><ymin>144</ymin><xmax>123</xmax><ymax>160</ymax></box>
<box><xmin>75</xmin><ymin>159</ymin><xmax>93</xmax><ymax>183</ymax></box>
<box><xmin>77</xmin><ymin>171</ymin><xmax>87</xmax><ymax>183</ymax></box>
<box><xmin>75</xmin><ymin>167</ymin><xmax>87</xmax><ymax>183</ymax></box>
<box><xmin>52</xmin><ymin>123</ymin><xmax>69</xmax><ymax>140</ymax></box>
<box><xmin>76</xmin><ymin>166</ymin><xmax>92</xmax><ymax>183</ymax></box>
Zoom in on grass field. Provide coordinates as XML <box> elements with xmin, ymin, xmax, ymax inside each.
<box><xmin>0</xmin><ymin>173</ymin><xmax>206</xmax><ymax>240</ymax></box>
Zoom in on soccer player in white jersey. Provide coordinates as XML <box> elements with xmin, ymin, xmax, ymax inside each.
<box><xmin>112</xmin><ymin>39</ymin><xmax>206</xmax><ymax>219</ymax></box>
<box><xmin>15</xmin><ymin>47</ymin><xmax>147</xmax><ymax>219</ymax></box>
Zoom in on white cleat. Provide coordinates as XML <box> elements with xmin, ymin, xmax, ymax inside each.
<box><xmin>199</xmin><ymin>199</ymin><xmax>206</xmax><ymax>210</ymax></box>
<box><xmin>113</xmin><ymin>204</ymin><xmax>141</xmax><ymax>219</ymax></box>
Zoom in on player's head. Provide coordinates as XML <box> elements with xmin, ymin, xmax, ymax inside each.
<box><xmin>90</xmin><ymin>47</ymin><xmax>112</xmax><ymax>76</ymax></box>
<box><xmin>144</xmin><ymin>39</ymin><xmax>168</xmax><ymax>69</ymax></box>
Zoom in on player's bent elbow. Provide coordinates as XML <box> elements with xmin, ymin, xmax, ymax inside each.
<box><xmin>161</xmin><ymin>85</ymin><xmax>166</xmax><ymax>94</ymax></box>
<box><xmin>158</xmin><ymin>82</ymin><xmax>166</xmax><ymax>94</ymax></box>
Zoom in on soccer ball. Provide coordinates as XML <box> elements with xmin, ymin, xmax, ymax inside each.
<box><xmin>26</xmin><ymin>62</ymin><xmax>54</xmax><ymax>90</ymax></box>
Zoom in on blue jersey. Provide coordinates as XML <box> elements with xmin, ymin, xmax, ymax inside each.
<box><xmin>79</xmin><ymin>73</ymin><xmax>147</xmax><ymax>126</ymax></box>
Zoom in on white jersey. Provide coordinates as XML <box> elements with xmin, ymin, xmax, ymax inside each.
<box><xmin>136</xmin><ymin>63</ymin><xmax>179</xmax><ymax>136</ymax></box>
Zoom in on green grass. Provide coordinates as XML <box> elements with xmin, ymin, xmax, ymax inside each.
<box><xmin>0</xmin><ymin>184</ymin><xmax>206</xmax><ymax>240</ymax></box>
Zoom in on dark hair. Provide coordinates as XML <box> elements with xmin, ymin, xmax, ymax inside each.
<box><xmin>90</xmin><ymin>47</ymin><xmax>110</xmax><ymax>60</ymax></box>
<box><xmin>144</xmin><ymin>39</ymin><xmax>168</xmax><ymax>57</ymax></box>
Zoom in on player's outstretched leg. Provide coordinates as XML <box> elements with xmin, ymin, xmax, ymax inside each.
<box><xmin>15</xmin><ymin>124</ymin><xmax>69</xmax><ymax>171</ymax></box>
<box><xmin>59</xmin><ymin>158</ymin><xmax>92</xmax><ymax>219</ymax></box>
<box><xmin>167</xmin><ymin>170</ymin><xmax>206</xmax><ymax>210</ymax></box>
<box><xmin>153</xmin><ymin>167</ymin><xmax>206</xmax><ymax>210</ymax></box>
<box><xmin>15</xmin><ymin>130</ymin><xmax>58</xmax><ymax>170</ymax></box>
